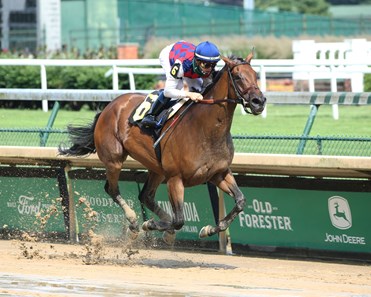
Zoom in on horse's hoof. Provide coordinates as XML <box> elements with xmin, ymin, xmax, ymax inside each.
<box><xmin>126</xmin><ymin>227</ymin><xmax>139</xmax><ymax>240</ymax></box>
<box><xmin>199</xmin><ymin>225</ymin><xmax>213</xmax><ymax>238</ymax></box>
<box><xmin>142</xmin><ymin>221</ymin><xmax>150</xmax><ymax>231</ymax></box>
<box><xmin>142</xmin><ymin>219</ymin><xmax>153</xmax><ymax>231</ymax></box>
<box><xmin>162</xmin><ymin>230</ymin><xmax>176</xmax><ymax>245</ymax></box>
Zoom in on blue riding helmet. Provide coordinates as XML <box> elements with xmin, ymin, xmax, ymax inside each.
<box><xmin>194</xmin><ymin>41</ymin><xmax>220</xmax><ymax>62</ymax></box>
<box><xmin>193</xmin><ymin>41</ymin><xmax>220</xmax><ymax>76</ymax></box>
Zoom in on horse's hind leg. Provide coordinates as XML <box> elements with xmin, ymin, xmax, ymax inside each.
<box><xmin>200</xmin><ymin>170</ymin><xmax>245</xmax><ymax>238</ymax></box>
<box><xmin>104</xmin><ymin>160</ymin><xmax>139</xmax><ymax>237</ymax></box>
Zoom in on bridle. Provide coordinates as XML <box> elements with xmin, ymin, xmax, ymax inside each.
<box><xmin>228</xmin><ymin>62</ymin><xmax>252</xmax><ymax>113</ymax></box>
<box><xmin>200</xmin><ymin>62</ymin><xmax>254</xmax><ymax>113</ymax></box>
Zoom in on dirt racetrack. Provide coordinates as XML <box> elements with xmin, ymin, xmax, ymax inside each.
<box><xmin>0</xmin><ymin>239</ymin><xmax>370</xmax><ymax>297</ymax></box>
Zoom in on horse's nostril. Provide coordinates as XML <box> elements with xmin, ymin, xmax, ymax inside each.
<box><xmin>252</xmin><ymin>98</ymin><xmax>261</xmax><ymax>105</ymax></box>
<box><xmin>251</xmin><ymin>96</ymin><xmax>266</xmax><ymax>106</ymax></box>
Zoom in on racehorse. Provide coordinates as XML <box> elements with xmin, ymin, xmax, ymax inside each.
<box><xmin>59</xmin><ymin>53</ymin><xmax>266</xmax><ymax>244</ymax></box>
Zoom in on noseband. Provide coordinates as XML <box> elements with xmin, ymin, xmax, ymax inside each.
<box><xmin>227</xmin><ymin>62</ymin><xmax>253</xmax><ymax>113</ymax></box>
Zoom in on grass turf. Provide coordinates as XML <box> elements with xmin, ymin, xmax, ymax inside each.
<box><xmin>1</xmin><ymin>104</ymin><xmax>369</xmax><ymax>137</ymax></box>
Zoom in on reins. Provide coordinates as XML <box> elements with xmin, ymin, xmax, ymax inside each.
<box><xmin>153</xmin><ymin>100</ymin><xmax>195</xmax><ymax>149</ymax></box>
<box><xmin>199</xmin><ymin>98</ymin><xmax>236</xmax><ymax>104</ymax></box>
<box><xmin>199</xmin><ymin>62</ymin><xmax>250</xmax><ymax>109</ymax></box>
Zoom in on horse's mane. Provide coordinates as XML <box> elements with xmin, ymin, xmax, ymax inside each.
<box><xmin>202</xmin><ymin>55</ymin><xmax>244</xmax><ymax>95</ymax></box>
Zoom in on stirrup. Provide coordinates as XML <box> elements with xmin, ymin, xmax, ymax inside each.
<box><xmin>141</xmin><ymin>115</ymin><xmax>157</xmax><ymax>128</ymax></box>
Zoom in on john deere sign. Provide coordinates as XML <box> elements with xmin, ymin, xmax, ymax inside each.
<box><xmin>227</xmin><ymin>187</ymin><xmax>370</xmax><ymax>254</ymax></box>
<box><xmin>325</xmin><ymin>195</ymin><xmax>366</xmax><ymax>246</ymax></box>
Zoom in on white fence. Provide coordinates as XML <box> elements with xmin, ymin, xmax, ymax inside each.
<box><xmin>1</xmin><ymin>89</ymin><xmax>370</xmax><ymax>105</ymax></box>
<box><xmin>0</xmin><ymin>39</ymin><xmax>370</xmax><ymax>116</ymax></box>
<box><xmin>292</xmin><ymin>38</ymin><xmax>371</xmax><ymax>93</ymax></box>
<box><xmin>292</xmin><ymin>38</ymin><xmax>371</xmax><ymax>119</ymax></box>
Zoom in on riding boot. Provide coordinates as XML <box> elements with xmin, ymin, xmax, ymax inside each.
<box><xmin>141</xmin><ymin>93</ymin><xmax>170</xmax><ymax>128</ymax></box>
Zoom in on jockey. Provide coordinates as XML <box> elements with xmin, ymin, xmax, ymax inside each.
<box><xmin>141</xmin><ymin>40</ymin><xmax>221</xmax><ymax>128</ymax></box>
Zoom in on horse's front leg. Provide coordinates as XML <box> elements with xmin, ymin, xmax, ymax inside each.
<box><xmin>200</xmin><ymin>170</ymin><xmax>245</xmax><ymax>238</ymax></box>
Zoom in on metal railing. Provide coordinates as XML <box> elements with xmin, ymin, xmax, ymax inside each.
<box><xmin>0</xmin><ymin>89</ymin><xmax>370</xmax><ymax>154</ymax></box>
<box><xmin>0</xmin><ymin>128</ymin><xmax>370</xmax><ymax>157</ymax></box>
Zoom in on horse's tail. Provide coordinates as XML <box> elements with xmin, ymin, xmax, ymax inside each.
<box><xmin>58</xmin><ymin>112</ymin><xmax>101</xmax><ymax>157</ymax></box>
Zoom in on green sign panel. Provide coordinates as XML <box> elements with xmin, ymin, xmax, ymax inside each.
<box><xmin>0</xmin><ymin>174</ymin><xmax>218</xmax><ymax>245</ymax></box>
<box><xmin>71</xmin><ymin>179</ymin><xmax>217</xmax><ymax>243</ymax></box>
<box><xmin>71</xmin><ymin>179</ymin><xmax>143</xmax><ymax>239</ymax></box>
<box><xmin>1</xmin><ymin>173</ymin><xmax>369</xmax><ymax>255</ymax></box>
<box><xmin>0</xmin><ymin>177</ymin><xmax>65</xmax><ymax>233</ymax></box>
<box><xmin>153</xmin><ymin>184</ymin><xmax>217</xmax><ymax>242</ymax></box>
<box><xmin>227</xmin><ymin>187</ymin><xmax>371</xmax><ymax>253</ymax></box>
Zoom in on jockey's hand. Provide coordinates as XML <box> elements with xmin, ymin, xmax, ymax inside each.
<box><xmin>186</xmin><ymin>91</ymin><xmax>203</xmax><ymax>102</ymax></box>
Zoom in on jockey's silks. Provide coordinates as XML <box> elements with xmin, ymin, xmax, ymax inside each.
<box><xmin>169</xmin><ymin>41</ymin><xmax>201</xmax><ymax>79</ymax></box>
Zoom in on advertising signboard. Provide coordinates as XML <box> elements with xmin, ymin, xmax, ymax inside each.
<box><xmin>153</xmin><ymin>184</ymin><xmax>217</xmax><ymax>242</ymax></box>
<box><xmin>0</xmin><ymin>176</ymin><xmax>65</xmax><ymax>233</ymax></box>
<box><xmin>0</xmin><ymin>169</ymin><xmax>218</xmax><ymax>248</ymax></box>
<box><xmin>71</xmin><ymin>179</ymin><xmax>143</xmax><ymax>239</ymax></box>
<box><xmin>227</xmin><ymin>187</ymin><xmax>370</xmax><ymax>254</ymax></box>
<box><xmin>70</xmin><ymin>178</ymin><xmax>218</xmax><ymax>245</ymax></box>
<box><xmin>1</xmin><ymin>169</ymin><xmax>368</xmax><ymax>257</ymax></box>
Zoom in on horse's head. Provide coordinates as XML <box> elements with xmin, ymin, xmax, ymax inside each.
<box><xmin>222</xmin><ymin>53</ymin><xmax>266</xmax><ymax>115</ymax></box>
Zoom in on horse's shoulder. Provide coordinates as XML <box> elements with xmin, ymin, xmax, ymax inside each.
<box><xmin>109</xmin><ymin>92</ymin><xmax>145</xmax><ymax>108</ymax></box>
<box><xmin>113</xmin><ymin>92</ymin><xmax>145</xmax><ymax>102</ymax></box>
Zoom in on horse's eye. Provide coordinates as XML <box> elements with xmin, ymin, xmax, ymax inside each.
<box><xmin>234</xmin><ymin>75</ymin><xmax>242</xmax><ymax>80</ymax></box>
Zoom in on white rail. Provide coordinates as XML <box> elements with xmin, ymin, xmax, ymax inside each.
<box><xmin>1</xmin><ymin>89</ymin><xmax>370</xmax><ymax>105</ymax></box>
<box><xmin>1</xmin><ymin>146</ymin><xmax>370</xmax><ymax>179</ymax></box>
<box><xmin>2</xmin><ymin>58</ymin><xmax>370</xmax><ymax>93</ymax></box>
<box><xmin>0</xmin><ymin>58</ymin><xmax>159</xmax><ymax>111</ymax></box>
<box><xmin>1</xmin><ymin>56</ymin><xmax>370</xmax><ymax>116</ymax></box>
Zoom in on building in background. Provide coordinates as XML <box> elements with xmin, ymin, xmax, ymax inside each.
<box><xmin>0</xmin><ymin>0</ymin><xmax>119</xmax><ymax>53</ymax></box>
<box><xmin>1</xmin><ymin>0</ymin><xmax>37</xmax><ymax>51</ymax></box>
<box><xmin>61</xmin><ymin>0</ymin><xmax>118</xmax><ymax>52</ymax></box>
<box><xmin>1</xmin><ymin>0</ymin><xmax>370</xmax><ymax>55</ymax></box>
<box><xmin>0</xmin><ymin>0</ymin><xmax>60</xmax><ymax>52</ymax></box>
<box><xmin>38</xmin><ymin>0</ymin><xmax>61</xmax><ymax>51</ymax></box>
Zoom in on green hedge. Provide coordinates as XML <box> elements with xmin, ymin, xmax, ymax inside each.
<box><xmin>0</xmin><ymin>56</ymin><xmax>369</xmax><ymax>110</ymax></box>
<box><xmin>0</xmin><ymin>65</ymin><xmax>159</xmax><ymax>109</ymax></box>
<box><xmin>1</xmin><ymin>64</ymin><xmax>369</xmax><ymax>91</ymax></box>
<box><xmin>364</xmin><ymin>74</ymin><xmax>371</xmax><ymax>92</ymax></box>
<box><xmin>0</xmin><ymin>66</ymin><xmax>41</xmax><ymax>88</ymax></box>
<box><xmin>0</xmin><ymin>65</ymin><xmax>158</xmax><ymax>90</ymax></box>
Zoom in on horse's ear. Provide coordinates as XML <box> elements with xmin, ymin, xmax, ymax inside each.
<box><xmin>221</xmin><ymin>55</ymin><xmax>230</xmax><ymax>63</ymax></box>
<box><xmin>246</xmin><ymin>51</ymin><xmax>254</xmax><ymax>64</ymax></box>
<box><xmin>221</xmin><ymin>55</ymin><xmax>235</xmax><ymax>68</ymax></box>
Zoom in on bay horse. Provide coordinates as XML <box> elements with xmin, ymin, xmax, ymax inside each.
<box><xmin>59</xmin><ymin>53</ymin><xmax>266</xmax><ymax>244</ymax></box>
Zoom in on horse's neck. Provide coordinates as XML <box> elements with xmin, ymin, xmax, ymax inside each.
<box><xmin>204</xmin><ymin>69</ymin><xmax>237</xmax><ymax>115</ymax></box>
<box><xmin>199</xmin><ymin>70</ymin><xmax>237</xmax><ymax>134</ymax></box>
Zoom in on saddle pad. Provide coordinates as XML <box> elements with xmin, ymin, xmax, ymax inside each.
<box><xmin>128</xmin><ymin>91</ymin><xmax>191</xmax><ymax>162</ymax></box>
<box><xmin>130</xmin><ymin>91</ymin><xmax>190</xmax><ymax>124</ymax></box>
<box><xmin>131</xmin><ymin>91</ymin><xmax>159</xmax><ymax>122</ymax></box>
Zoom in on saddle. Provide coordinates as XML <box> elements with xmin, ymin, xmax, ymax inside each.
<box><xmin>129</xmin><ymin>90</ymin><xmax>189</xmax><ymax>160</ymax></box>
<box><xmin>129</xmin><ymin>90</ymin><xmax>189</xmax><ymax>129</ymax></box>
